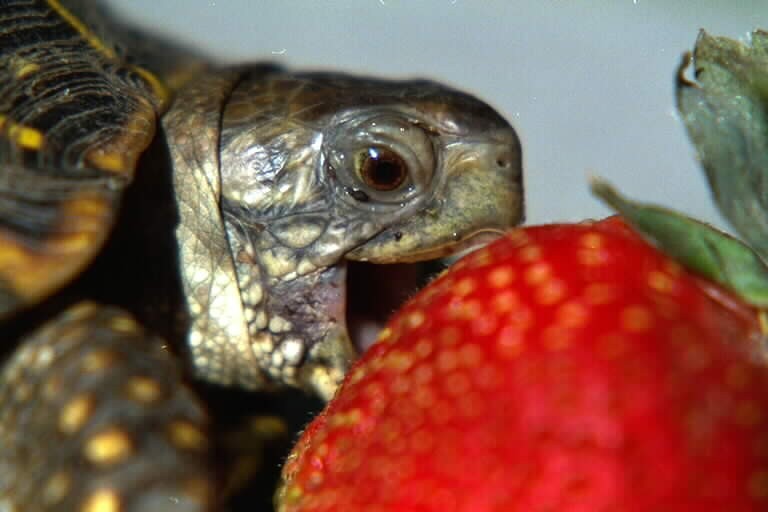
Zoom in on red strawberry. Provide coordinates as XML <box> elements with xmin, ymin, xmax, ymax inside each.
<box><xmin>277</xmin><ymin>216</ymin><xmax>768</xmax><ymax>512</ymax></box>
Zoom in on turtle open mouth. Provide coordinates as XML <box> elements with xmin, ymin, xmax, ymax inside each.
<box><xmin>346</xmin><ymin>261</ymin><xmax>442</xmax><ymax>354</ymax></box>
<box><xmin>344</xmin><ymin>229</ymin><xmax>507</xmax><ymax>354</ymax></box>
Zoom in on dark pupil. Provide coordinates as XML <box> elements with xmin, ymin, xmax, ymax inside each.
<box><xmin>361</xmin><ymin>148</ymin><xmax>406</xmax><ymax>191</ymax></box>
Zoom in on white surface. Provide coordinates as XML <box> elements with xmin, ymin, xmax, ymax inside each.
<box><xmin>109</xmin><ymin>1</ymin><xmax>766</xmax><ymax>229</ymax></box>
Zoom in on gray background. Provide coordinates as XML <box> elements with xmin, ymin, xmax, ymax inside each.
<box><xmin>109</xmin><ymin>1</ymin><xmax>765</xmax><ymax>229</ymax></box>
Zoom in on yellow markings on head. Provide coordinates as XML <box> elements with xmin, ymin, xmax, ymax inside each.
<box><xmin>168</xmin><ymin>420</ymin><xmax>208</xmax><ymax>451</ymax></box>
<box><xmin>621</xmin><ymin>305</ymin><xmax>654</xmax><ymax>332</ymax></box>
<box><xmin>81</xmin><ymin>489</ymin><xmax>121</xmax><ymax>512</ymax></box>
<box><xmin>59</xmin><ymin>395</ymin><xmax>94</xmax><ymax>434</ymax></box>
<box><xmin>124</xmin><ymin>376</ymin><xmax>162</xmax><ymax>404</ymax></box>
<box><xmin>0</xmin><ymin>115</ymin><xmax>44</xmax><ymax>150</ymax></box>
<box><xmin>84</xmin><ymin>428</ymin><xmax>134</xmax><ymax>466</ymax></box>
<box><xmin>45</xmin><ymin>0</ymin><xmax>116</xmax><ymax>59</ymax></box>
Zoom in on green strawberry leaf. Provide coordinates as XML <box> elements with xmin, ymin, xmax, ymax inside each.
<box><xmin>591</xmin><ymin>177</ymin><xmax>768</xmax><ymax>307</ymax></box>
<box><xmin>676</xmin><ymin>30</ymin><xmax>768</xmax><ymax>261</ymax></box>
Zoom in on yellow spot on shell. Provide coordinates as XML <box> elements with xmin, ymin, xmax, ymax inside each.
<box><xmin>109</xmin><ymin>316</ymin><xmax>139</xmax><ymax>333</ymax></box>
<box><xmin>621</xmin><ymin>305</ymin><xmax>654</xmax><ymax>332</ymax></box>
<box><xmin>88</xmin><ymin>151</ymin><xmax>127</xmax><ymax>173</ymax></box>
<box><xmin>82</xmin><ymin>349</ymin><xmax>116</xmax><ymax>373</ymax></box>
<box><xmin>81</xmin><ymin>489</ymin><xmax>121</xmax><ymax>512</ymax></box>
<box><xmin>0</xmin><ymin>115</ymin><xmax>44</xmax><ymax>150</ymax></box>
<box><xmin>43</xmin><ymin>472</ymin><xmax>71</xmax><ymax>505</ymax></box>
<box><xmin>168</xmin><ymin>420</ymin><xmax>207</xmax><ymax>451</ymax></box>
<box><xmin>59</xmin><ymin>395</ymin><xmax>94</xmax><ymax>434</ymax></box>
<box><xmin>84</xmin><ymin>428</ymin><xmax>133</xmax><ymax>465</ymax></box>
<box><xmin>125</xmin><ymin>376</ymin><xmax>162</xmax><ymax>404</ymax></box>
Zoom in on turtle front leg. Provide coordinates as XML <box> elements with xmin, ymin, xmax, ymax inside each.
<box><xmin>0</xmin><ymin>302</ymin><xmax>215</xmax><ymax>512</ymax></box>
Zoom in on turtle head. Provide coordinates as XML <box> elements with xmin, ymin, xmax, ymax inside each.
<box><xmin>168</xmin><ymin>69</ymin><xmax>523</xmax><ymax>399</ymax></box>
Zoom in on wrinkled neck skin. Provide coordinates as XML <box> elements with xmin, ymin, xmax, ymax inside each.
<box><xmin>169</xmin><ymin>67</ymin><xmax>524</xmax><ymax>400</ymax></box>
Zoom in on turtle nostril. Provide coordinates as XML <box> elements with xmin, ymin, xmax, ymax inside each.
<box><xmin>495</xmin><ymin>151</ymin><xmax>513</xmax><ymax>169</ymax></box>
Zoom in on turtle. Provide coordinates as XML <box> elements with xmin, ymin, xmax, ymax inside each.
<box><xmin>0</xmin><ymin>0</ymin><xmax>524</xmax><ymax>510</ymax></box>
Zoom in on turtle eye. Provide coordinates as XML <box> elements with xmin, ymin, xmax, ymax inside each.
<box><xmin>358</xmin><ymin>147</ymin><xmax>408</xmax><ymax>192</ymax></box>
